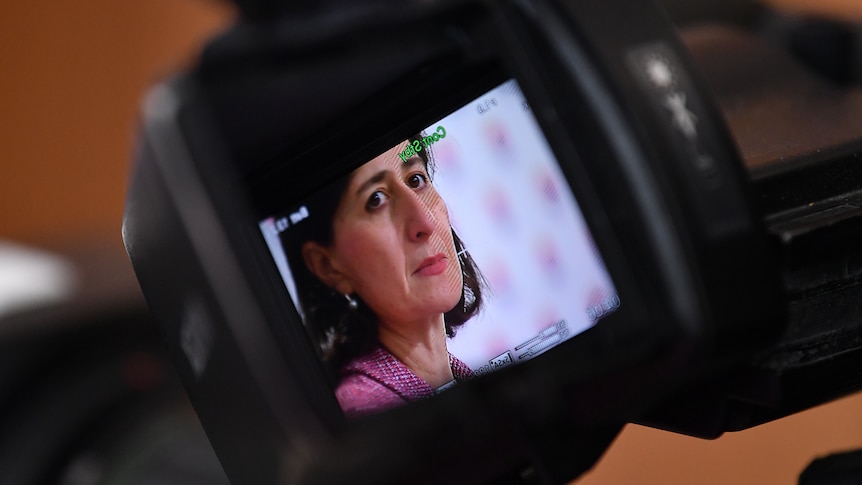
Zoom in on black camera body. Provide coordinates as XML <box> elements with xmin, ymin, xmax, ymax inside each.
<box><xmin>122</xmin><ymin>0</ymin><xmax>862</xmax><ymax>483</ymax></box>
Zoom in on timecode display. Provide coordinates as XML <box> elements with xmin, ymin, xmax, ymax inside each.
<box><xmin>586</xmin><ymin>294</ymin><xmax>620</xmax><ymax>321</ymax></box>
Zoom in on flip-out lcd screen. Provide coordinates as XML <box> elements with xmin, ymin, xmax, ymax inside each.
<box><xmin>260</xmin><ymin>79</ymin><xmax>619</xmax><ymax>418</ymax></box>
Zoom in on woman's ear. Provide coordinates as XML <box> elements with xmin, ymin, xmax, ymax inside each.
<box><xmin>301</xmin><ymin>241</ymin><xmax>354</xmax><ymax>295</ymax></box>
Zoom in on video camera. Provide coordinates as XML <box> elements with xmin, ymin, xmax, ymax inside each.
<box><xmin>122</xmin><ymin>0</ymin><xmax>862</xmax><ymax>483</ymax></box>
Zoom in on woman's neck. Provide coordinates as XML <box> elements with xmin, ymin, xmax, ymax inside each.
<box><xmin>378</xmin><ymin>314</ymin><xmax>454</xmax><ymax>389</ymax></box>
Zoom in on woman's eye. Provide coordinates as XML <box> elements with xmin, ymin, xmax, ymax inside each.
<box><xmin>366</xmin><ymin>191</ymin><xmax>388</xmax><ymax>210</ymax></box>
<box><xmin>407</xmin><ymin>173</ymin><xmax>428</xmax><ymax>189</ymax></box>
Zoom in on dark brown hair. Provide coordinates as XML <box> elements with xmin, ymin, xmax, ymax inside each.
<box><xmin>279</xmin><ymin>133</ymin><xmax>484</xmax><ymax>378</ymax></box>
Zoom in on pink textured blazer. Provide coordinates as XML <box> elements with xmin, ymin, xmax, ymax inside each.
<box><xmin>335</xmin><ymin>346</ymin><xmax>473</xmax><ymax>418</ymax></box>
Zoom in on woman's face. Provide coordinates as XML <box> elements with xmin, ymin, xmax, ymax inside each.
<box><xmin>305</xmin><ymin>141</ymin><xmax>463</xmax><ymax>329</ymax></box>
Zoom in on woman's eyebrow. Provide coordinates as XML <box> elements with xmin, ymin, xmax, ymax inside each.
<box><xmin>353</xmin><ymin>155</ymin><xmax>424</xmax><ymax>196</ymax></box>
<box><xmin>354</xmin><ymin>170</ymin><xmax>387</xmax><ymax>197</ymax></box>
<box><xmin>401</xmin><ymin>157</ymin><xmax>424</xmax><ymax>171</ymax></box>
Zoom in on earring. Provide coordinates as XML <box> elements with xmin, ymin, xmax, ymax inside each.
<box><xmin>344</xmin><ymin>293</ymin><xmax>358</xmax><ymax>310</ymax></box>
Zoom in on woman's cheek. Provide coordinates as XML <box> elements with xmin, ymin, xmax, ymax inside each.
<box><xmin>339</xmin><ymin>227</ymin><xmax>398</xmax><ymax>275</ymax></box>
<box><xmin>332</xmin><ymin>228</ymin><xmax>375</xmax><ymax>277</ymax></box>
<box><xmin>427</xmin><ymin>190</ymin><xmax>449</xmax><ymax>225</ymax></box>
<box><xmin>341</xmin><ymin>236</ymin><xmax>375</xmax><ymax>263</ymax></box>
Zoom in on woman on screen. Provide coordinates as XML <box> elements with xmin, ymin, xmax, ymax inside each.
<box><xmin>280</xmin><ymin>133</ymin><xmax>484</xmax><ymax>418</ymax></box>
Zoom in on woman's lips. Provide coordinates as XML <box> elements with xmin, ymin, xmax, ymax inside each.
<box><xmin>414</xmin><ymin>253</ymin><xmax>447</xmax><ymax>276</ymax></box>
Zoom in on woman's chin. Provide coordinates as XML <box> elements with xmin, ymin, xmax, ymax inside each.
<box><xmin>422</xmin><ymin>277</ymin><xmax>462</xmax><ymax>311</ymax></box>
<box><xmin>429</xmin><ymin>292</ymin><xmax>465</xmax><ymax>317</ymax></box>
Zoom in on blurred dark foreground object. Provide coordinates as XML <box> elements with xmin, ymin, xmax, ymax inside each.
<box><xmin>800</xmin><ymin>450</ymin><xmax>862</xmax><ymax>485</ymax></box>
<box><xmin>0</xmin><ymin>239</ymin><xmax>229</xmax><ymax>485</ymax></box>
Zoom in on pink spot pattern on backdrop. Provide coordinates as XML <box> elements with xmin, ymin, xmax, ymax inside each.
<box><xmin>535</xmin><ymin>237</ymin><xmax>565</xmax><ymax>283</ymax></box>
<box><xmin>534</xmin><ymin>308</ymin><xmax>562</xmax><ymax>333</ymax></box>
<box><xmin>432</xmin><ymin>138</ymin><xmax>461</xmax><ymax>176</ymax></box>
<box><xmin>486</xmin><ymin>260</ymin><xmax>514</xmax><ymax>297</ymax></box>
<box><xmin>537</xmin><ymin>168</ymin><xmax>561</xmax><ymax>204</ymax></box>
<box><xmin>586</xmin><ymin>286</ymin><xmax>610</xmax><ymax>308</ymax></box>
<box><xmin>484</xmin><ymin>186</ymin><xmax>514</xmax><ymax>228</ymax></box>
<box><xmin>482</xmin><ymin>120</ymin><xmax>514</xmax><ymax>157</ymax></box>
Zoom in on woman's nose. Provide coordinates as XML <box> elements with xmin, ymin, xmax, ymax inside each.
<box><xmin>402</xmin><ymin>190</ymin><xmax>437</xmax><ymax>242</ymax></box>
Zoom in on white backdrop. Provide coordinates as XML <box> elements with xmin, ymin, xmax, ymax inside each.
<box><xmin>261</xmin><ymin>79</ymin><xmax>619</xmax><ymax>375</ymax></box>
<box><xmin>427</xmin><ymin>79</ymin><xmax>618</xmax><ymax>373</ymax></box>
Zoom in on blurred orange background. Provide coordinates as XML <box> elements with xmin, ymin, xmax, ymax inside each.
<box><xmin>0</xmin><ymin>0</ymin><xmax>233</xmax><ymax>247</ymax></box>
<box><xmin>761</xmin><ymin>0</ymin><xmax>862</xmax><ymax>21</ymax></box>
<box><xmin>0</xmin><ymin>0</ymin><xmax>859</xmax><ymax>484</ymax></box>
